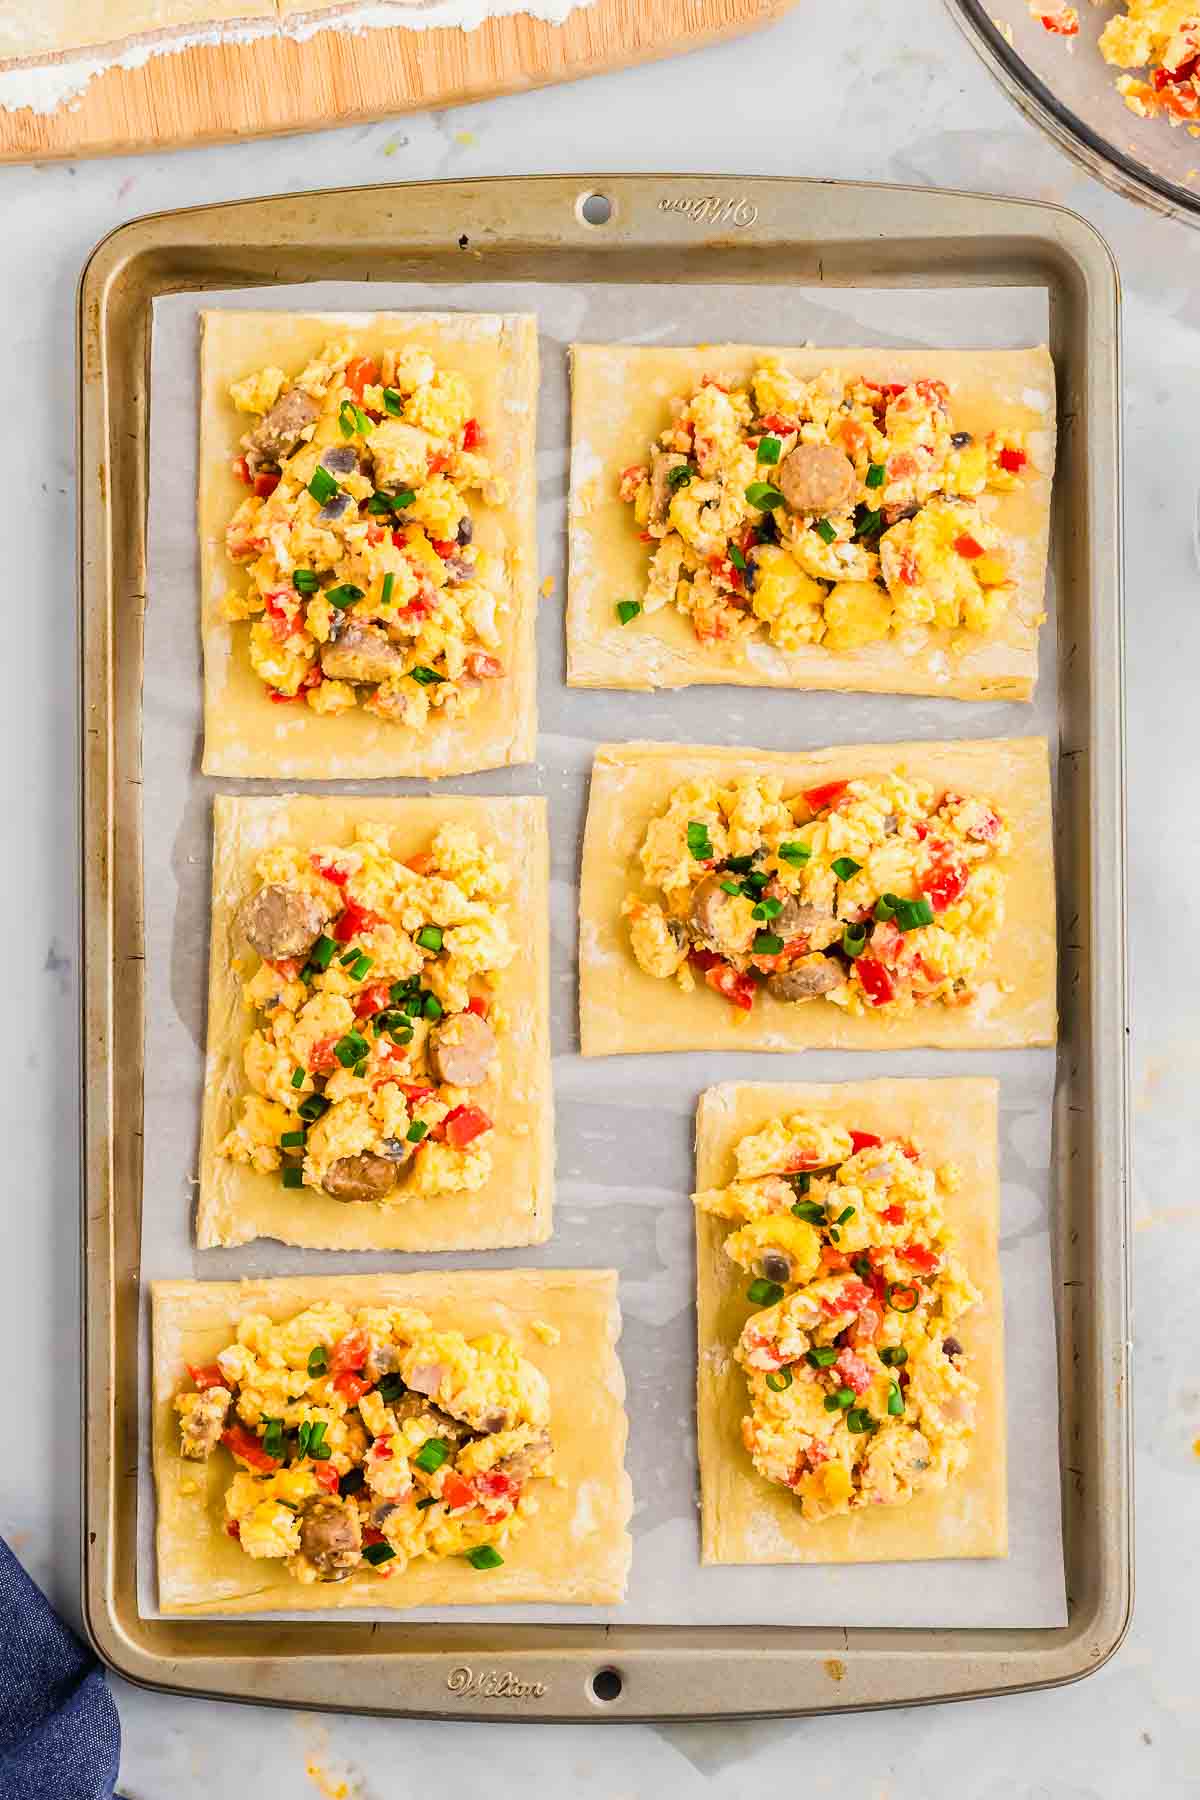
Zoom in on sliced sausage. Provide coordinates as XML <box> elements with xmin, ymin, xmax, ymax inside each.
<box><xmin>770</xmin><ymin>894</ymin><xmax>834</xmax><ymax>940</ymax></box>
<box><xmin>247</xmin><ymin>385</ymin><xmax>320</xmax><ymax>468</ymax></box>
<box><xmin>456</xmin><ymin>515</ymin><xmax>474</xmax><ymax>545</ymax></box>
<box><xmin>427</xmin><ymin>1011</ymin><xmax>496</xmax><ymax>1087</ymax></box>
<box><xmin>320</xmin><ymin>620</ymin><xmax>406</xmax><ymax>685</ymax></box>
<box><xmin>648</xmin><ymin>450</ymin><xmax>689</xmax><ymax>527</ymax></box>
<box><xmin>776</xmin><ymin>443</ymin><xmax>856</xmax><ymax>516</ymax></box>
<box><xmin>323</xmin><ymin>1152</ymin><xmax>399</xmax><ymax>1204</ymax></box>
<box><xmin>390</xmin><ymin>1393</ymin><xmax>474</xmax><ymax>1447</ymax></box>
<box><xmin>766</xmin><ymin>959</ymin><xmax>843</xmax><ymax>1003</ymax></box>
<box><xmin>238</xmin><ymin>882</ymin><xmax>326</xmax><ymax>964</ymax></box>
<box><xmin>689</xmin><ymin>872</ymin><xmax>753</xmax><ymax>956</ymax></box>
<box><xmin>298</xmin><ymin>1496</ymin><xmax>362</xmax><ymax>1579</ymax></box>
<box><xmin>177</xmin><ymin>1386</ymin><xmax>230</xmax><ymax>1460</ymax></box>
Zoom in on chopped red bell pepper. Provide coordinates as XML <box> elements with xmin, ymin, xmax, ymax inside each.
<box><xmin>313</xmin><ymin>1461</ymin><xmax>341</xmax><ymax>1493</ymax></box>
<box><xmin>848</xmin><ymin>1130</ymin><xmax>883</xmax><ymax>1154</ymax></box>
<box><xmin>329</xmin><ymin>1327</ymin><xmax>369</xmax><ymax>1374</ymax></box>
<box><xmin>226</xmin><ymin>1519</ymin><xmax>242</xmax><ymax>1539</ymax></box>
<box><xmin>462</xmin><ymin>418</ymin><xmax>483</xmax><ymax>450</ymax></box>
<box><xmin>691</xmin><ymin>952</ymin><xmax>756</xmax><ymax>1011</ymax></box>
<box><xmin>253</xmin><ymin>471</ymin><xmax>280</xmax><ymax>498</ymax></box>
<box><xmin>902</xmin><ymin>1242</ymin><xmax>940</xmax><ymax>1275</ymax></box>
<box><xmin>427</xmin><ymin>452</ymin><xmax>450</xmax><ymax>475</ymax></box>
<box><xmin>362</xmin><ymin>1526</ymin><xmax>386</xmax><ymax>1547</ymax></box>
<box><xmin>441</xmin><ymin>1472</ymin><xmax>476</xmax><ymax>1512</ymax></box>
<box><xmin>187</xmin><ymin>1363</ymin><xmax>226</xmax><ymax>1391</ymax></box>
<box><xmin>856</xmin><ymin>958</ymin><xmax>896</xmax><ymax>1006</ymax></box>
<box><xmin>919</xmin><ymin>854</ymin><xmax>968</xmax><ymax>912</ymax></box>
<box><xmin>473</xmin><ymin>1469</ymin><xmax>514</xmax><ymax>1501</ymax></box>
<box><xmin>308</xmin><ymin>1037</ymin><xmax>338</xmax><ymax>1077</ymax></box>
<box><xmin>466</xmin><ymin>996</ymin><xmax>488</xmax><ymax>1019</ymax></box>
<box><xmin>819</xmin><ymin>1245</ymin><xmax>850</xmax><ymax>1274</ymax></box>
<box><xmin>465</xmin><ymin>651</ymin><xmax>503</xmax><ymax>680</ymax></box>
<box><xmin>954</xmin><ymin>534</ymin><xmax>985</xmax><ymax>559</ymax></box>
<box><xmin>882</xmin><ymin>1203</ymin><xmax>907</xmax><ymax>1226</ymax></box>
<box><xmin>372</xmin><ymin>1438</ymin><xmax>393</xmax><ymax>1460</ymax></box>
<box><xmin>345</xmin><ymin>355</ymin><xmax>379</xmax><ymax>397</ymax></box>
<box><xmin>232</xmin><ymin>455</ymin><xmax>252</xmax><ymax>485</ymax></box>
<box><xmin>310</xmin><ymin>855</ymin><xmax>350</xmax><ymax>886</ymax></box>
<box><xmin>354</xmin><ymin>981</ymin><xmax>394</xmax><ymax>1020</ymax></box>
<box><xmin>802</xmin><ymin>780</ymin><xmax>848</xmax><ymax>813</ymax></box>
<box><xmin>332</xmin><ymin>1371</ymin><xmax>371</xmax><ymax>1404</ymax></box>
<box><xmin>334</xmin><ymin>900</ymin><xmax>385</xmax><ymax>943</ymax></box>
<box><xmin>442</xmin><ymin>1104</ymin><xmax>492</xmax><ymax>1149</ymax></box>
<box><xmin>756</xmin><ymin>412</ymin><xmax>797</xmax><ymax>433</ymax></box>
<box><xmin>996</xmin><ymin>447</ymin><xmax>1028</xmax><ymax>473</ymax></box>
<box><xmin>1037</xmin><ymin>7</ymin><xmax>1078</xmax><ymax>33</ymax></box>
<box><xmin>430</xmin><ymin>538</ymin><xmax>457</xmax><ymax>557</ymax></box>
<box><xmin>834</xmin><ymin>1347</ymin><xmax>873</xmax><ymax>1395</ymax></box>
<box><xmin>221</xmin><ymin>1423</ymin><xmax>279</xmax><ymax>1473</ymax></box>
<box><xmin>398</xmin><ymin>1083</ymin><xmax>434</xmax><ymax>1105</ymax></box>
<box><xmin>821</xmin><ymin>1278</ymin><xmax>873</xmax><ymax>1318</ymax></box>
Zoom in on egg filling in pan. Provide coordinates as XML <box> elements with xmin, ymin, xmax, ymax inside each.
<box><xmin>568</xmin><ymin>344</ymin><xmax>1055</xmax><ymax>700</ymax></box>
<box><xmin>153</xmin><ymin>1271</ymin><xmax>632</xmax><ymax>1613</ymax></box>
<box><xmin>579</xmin><ymin>737</ymin><xmax>1056</xmax><ymax>1056</ymax></box>
<box><xmin>200</xmin><ymin>311</ymin><xmax>539</xmax><ymax>779</ymax></box>
<box><xmin>198</xmin><ymin>794</ymin><xmax>552</xmax><ymax>1252</ymax></box>
<box><xmin>694</xmin><ymin>1079</ymin><xmax>1005</xmax><ymax>1566</ymax></box>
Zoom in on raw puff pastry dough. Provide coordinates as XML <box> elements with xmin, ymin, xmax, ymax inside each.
<box><xmin>152</xmin><ymin>1269</ymin><xmax>632</xmax><ymax>1613</ymax></box>
<box><xmin>568</xmin><ymin>343</ymin><xmax>1055</xmax><ymax>701</ymax></box>
<box><xmin>695</xmin><ymin>1078</ymin><xmax>1007</xmax><ymax>1566</ymax></box>
<box><xmin>579</xmin><ymin>737</ymin><xmax>1057</xmax><ymax>1057</ymax></box>
<box><xmin>197</xmin><ymin>793</ymin><xmax>553</xmax><ymax>1251</ymax></box>
<box><xmin>199</xmin><ymin>309</ymin><xmax>539</xmax><ymax>780</ymax></box>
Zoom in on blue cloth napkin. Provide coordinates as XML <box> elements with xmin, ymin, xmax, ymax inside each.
<box><xmin>0</xmin><ymin>1535</ymin><xmax>120</xmax><ymax>1800</ymax></box>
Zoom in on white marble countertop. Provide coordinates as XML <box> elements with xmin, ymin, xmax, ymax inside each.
<box><xmin>1</xmin><ymin>0</ymin><xmax>1196</xmax><ymax>1791</ymax></box>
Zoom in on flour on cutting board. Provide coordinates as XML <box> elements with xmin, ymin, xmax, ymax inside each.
<box><xmin>0</xmin><ymin>0</ymin><xmax>593</xmax><ymax>115</ymax></box>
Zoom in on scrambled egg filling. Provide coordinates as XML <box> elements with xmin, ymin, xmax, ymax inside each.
<box><xmin>618</xmin><ymin>364</ymin><xmax>1028</xmax><ymax>654</ymax></box>
<box><xmin>223</xmin><ymin>340</ymin><xmax>509</xmax><ymax>728</ymax></box>
<box><xmin>218</xmin><ymin>821</ymin><xmax>513</xmax><ymax>1203</ymax></box>
<box><xmin>1097</xmin><ymin>2</ymin><xmax>1200</xmax><ymax>123</ymax></box>
<box><xmin>623</xmin><ymin>771</ymin><xmax>1010</xmax><ymax>1019</ymax></box>
<box><xmin>694</xmin><ymin>1115</ymin><xmax>978</xmax><ymax>1521</ymax></box>
<box><xmin>174</xmin><ymin>1302</ymin><xmax>553</xmax><ymax>1581</ymax></box>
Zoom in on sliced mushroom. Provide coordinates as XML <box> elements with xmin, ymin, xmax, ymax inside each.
<box><xmin>648</xmin><ymin>450</ymin><xmax>689</xmax><ymax>528</ymax></box>
<box><xmin>323</xmin><ymin>1152</ymin><xmax>399</xmax><ymax>1204</ymax></box>
<box><xmin>298</xmin><ymin>1496</ymin><xmax>362</xmax><ymax>1580</ymax></box>
<box><xmin>320</xmin><ymin>445</ymin><xmax>360</xmax><ymax>477</ymax></box>
<box><xmin>177</xmin><ymin>1387</ymin><xmax>230</xmax><ymax>1460</ymax></box>
<box><xmin>456</xmin><ymin>515</ymin><xmax>474</xmax><ymax>545</ymax></box>
<box><xmin>320</xmin><ymin>620</ymin><xmax>407</xmax><ymax>685</ymax></box>
<box><xmin>317</xmin><ymin>491</ymin><xmax>353</xmax><ymax>524</ymax></box>
<box><xmin>491</xmin><ymin>1429</ymin><xmax>552</xmax><ymax>1483</ymax></box>
<box><xmin>776</xmin><ymin>442</ymin><xmax>856</xmax><ymax>516</ymax></box>
<box><xmin>363</xmin><ymin>1340</ymin><xmax>403</xmax><ymax>1384</ymax></box>
<box><xmin>766</xmin><ymin>959</ymin><xmax>843</xmax><ymax>1003</ymax></box>
<box><xmin>247</xmin><ymin>385</ymin><xmax>320</xmax><ymax>469</ymax></box>
<box><xmin>689</xmin><ymin>872</ymin><xmax>754</xmax><ymax>957</ymax></box>
<box><xmin>237</xmin><ymin>882</ymin><xmax>326</xmax><ymax>964</ymax></box>
<box><xmin>770</xmin><ymin>894</ymin><xmax>834</xmax><ymax>940</ymax></box>
<box><xmin>427</xmin><ymin>1011</ymin><xmax>496</xmax><ymax>1087</ymax></box>
<box><xmin>942</xmin><ymin>1336</ymin><xmax>964</xmax><ymax>1359</ymax></box>
<box><xmin>390</xmin><ymin>1393</ymin><xmax>474</xmax><ymax>1447</ymax></box>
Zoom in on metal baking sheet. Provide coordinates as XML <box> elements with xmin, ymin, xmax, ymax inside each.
<box><xmin>78</xmin><ymin>175</ymin><xmax>1129</xmax><ymax>1718</ymax></box>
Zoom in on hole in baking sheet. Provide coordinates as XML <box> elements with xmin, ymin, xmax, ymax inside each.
<box><xmin>590</xmin><ymin>1666</ymin><xmax>623</xmax><ymax>1703</ymax></box>
<box><xmin>578</xmin><ymin>192</ymin><xmax>612</xmax><ymax>227</ymax></box>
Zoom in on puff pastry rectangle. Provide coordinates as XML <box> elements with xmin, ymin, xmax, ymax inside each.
<box><xmin>152</xmin><ymin>1270</ymin><xmax>632</xmax><ymax>1614</ymax></box>
<box><xmin>199</xmin><ymin>309</ymin><xmax>539</xmax><ymax>779</ymax></box>
<box><xmin>197</xmin><ymin>793</ymin><xmax>553</xmax><ymax>1251</ymax></box>
<box><xmin>578</xmin><ymin>737</ymin><xmax>1056</xmax><ymax>1056</ymax></box>
<box><xmin>568</xmin><ymin>343</ymin><xmax>1055</xmax><ymax>701</ymax></box>
<box><xmin>696</xmin><ymin>1078</ymin><xmax>1006</xmax><ymax>1566</ymax></box>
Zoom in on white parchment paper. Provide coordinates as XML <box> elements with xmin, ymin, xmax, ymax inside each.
<box><xmin>139</xmin><ymin>278</ymin><xmax>1066</xmax><ymax>1628</ymax></box>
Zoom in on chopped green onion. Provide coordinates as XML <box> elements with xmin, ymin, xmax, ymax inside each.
<box><xmin>282</xmin><ymin>1166</ymin><xmax>304</xmax><ymax>1189</ymax></box>
<box><xmin>416</xmin><ymin>925</ymin><xmax>444</xmax><ymax>953</ymax></box>
<box><xmin>728</xmin><ymin>543</ymin><xmax>748</xmax><ymax>572</ymax></box>
<box><xmin>262</xmin><ymin>1419</ymin><xmax>284</xmax><ymax>1458</ymax></box>
<box><xmin>823</xmin><ymin>1394</ymin><xmax>842</xmax><ymax>1412</ymax></box>
<box><xmin>777</xmin><ymin>840</ymin><xmax>811</xmax><ymax>866</ymax></box>
<box><xmin>349</xmin><ymin>952</ymin><xmax>373</xmax><ymax>980</ymax></box>
<box><xmin>865</xmin><ymin>462</ymin><xmax>885</xmax><ymax>489</ymax></box>
<box><xmin>308</xmin><ymin>1420</ymin><xmax>329</xmax><ymax>1458</ymax></box>
<box><xmin>831</xmin><ymin>857</ymin><xmax>862</xmax><ymax>881</ymax></box>
<box><xmin>836</xmin><ymin>1205</ymin><xmax>855</xmax><ymax>1225</ymax></box>
<box><xmin>409</xmin><ymin>666</ymin><xmax>445</xmax><ymax>686</ymax></box>
<box><xmin>339</xmin><ymin>948</ymin><xmax>359</xmax><ymax>967</ymax></box>
<box><xmin>296</xmin><ymin>1420</ymin><xmax>312</xmax><ymax>1458</ymax></box>
<box><xmin>366</xmin><ymin>492</ymin><xmax>395</xmax><ymax>515</ymax></box>
<box><xmin>423</xmin><ymin>995</ymin><xmax>443</xmax><ymax>1020</ymax></box>
<box><xmin>353</xmin><ymin>1060</ymin><xmax>368</xmax><ymax>1079</ymax></box>
<box><xmin>407</xmin><ymin>1120</ymin><xmax>429</xmax><ymax>1144</ymax></box>
<box><xmin>307</xmin><ymin>1345</ymin><xmax>328</xmax><ymax>1378</ymax></box>
<box><xmin>299</xmin><ymin>1094</ymin><xmax>331</xmax><ymax>1125</ymax></box>
<box><xmin>719</xmin><ymin>879</ymin><xmax>742</xmax><ymax>896</ymax></box>
<box><xmin>789</xmin><ymin>1172</ymin><xmax>811</xmax><ymax>1197</ymax></box>
<box><xmin>391</xmin><ymin>488</ymin><xmax>416</xmax><ymax>509</ymax></box>
<box><xmin>724</xmin><ymin>855</ymin><xmax>756</xmax><ymax>873</ymax></box>
<box><xmin>379</xmin><ymin>1373</ymin><xmax>405</xmax><ymax>1402</ymax></box>
<box><xmin>852</xmin><ymin>1256</ymin><xmax>873</xmax><ymax>1282</ymax></box>
<box><xmin>746</xmin><ymin>1278</ymin><xmax>784</xmax><ymax>1307</ymax></box>
<box><xmin>765</xmin><ymin>1367</ymin><xmax>793</xmax><ymax>1392</ymax></box>
<box><xmin>413</xmin><ymin>1438</ymin><xmax>449</xmax><ymax>1474</ymax></box>
<box><xmin>307</xmin><ymin>466</ymin><xmax>339</xmax><ymax>506</ymax></box>
<box><xmin>325</xmin><ymin>583</ymin><xmax>364</xmax><ymax>610</ymax></box>
<box><xmin>753</xmin><ymin>931</ymin><xmax>784</xmax><ymax>955</ymax></box>
<box><xmin>752</xmin><ymin>896</ymin><xmax>783</xmax><ymax>921</ymax></box>
<box><xmin>666</xmin><ymin>464</ymin><xmax>693</xmax><ymax>492</ymax></box>
<box><xmin>791</xmin><ymin>1199</ymin><xmax>826</xmax><ymax>1225</ymax></box>
<box><xmin>874</xmin><ymin>895</ymin><xmax>897</xmax><ymax>922</ymax></box>
<box><xmin>887</xmin><ymin>1383</ymin><xmax>904</xmax><ymax>1416</ymax></box>
<box><xmin>853</xmin><ymin>505</ymin><xmax>884</xmax><ymax>542</ymax></box>
<box><xmin>334</xmin><ymin>1031</ymin><xmax>370</xmax><ymax>1068</ymax></box>
<box><xmin>886</xmin><ymin>1281</ymin><xmax>920</xmax><ymax>1314</ymax></box>
<box><xmin>745</xmin><ymin>481</ymin><xmax>785</xmax><ymax>510</ymax></box>
<box><xmin>466</xmin><ymin>1545</ymin><xmax>504</xmax><ymax>1570</ymax></box>
<box><xmin>686</xmin><ymin>821</ymin><xmax>714</xmax><ymax>861</ymax></box>
<box><xmin>390</xmin><ymin>978</ymin><xmax>418</xmax><ymax>1005</ymax></box>
<box><xmin>338</xmin><ymin>399</ymin><xmax>359</xmax><ymax>438</ymax></box>
<box><xmin>380</xmin><ymin>573</ymin><xmax>395</xmax><ymax>607</ymax></box>
<box><xmin>846</xmin><ymin>1407</ymin><xmax>876</xmax><ymax>1434</ymax></box>
<box><xmin>813</xmin><ymin>518</ymin><xmax>837</xmax><ymax>544</ymax></box>
<box><xmin>879</xmin><ymin>1345</ymin><xmax>908</xmax><ymax>1368</ymax></box>
<box><xmin>382</xmin><ymin>387</ymin><xmax>403</xmax><ymax>417</ymax></box>
<box><xmin>416</xmin><ymin>1496</ymin><xmax>438</xmax><ymax>1511</ymax></box>
<box><xmin>842</xmin><ymin>924</ymin><xmax>869</xmax><ymax>960</ymax></box>
<box><xmin>280</xmin><ymin>1129</ymin><xmax>306</xmax><ymax>1150</ymax></box>
<box><xmin>291</xmin><ymin>1066</ymin><xmax>306</xmax><ymax>1088</ymax></box>
<box><xmin>363</xmin><ymin>1541</ymin><xmax>396</xmax><ymax>1567</ymax></box>
<box><xmin>616</xmin><ymin>599</ymin><xmax>642</xmax><ymax>625</ymax></box>
<box><xmin>834</xmin><ymin>1387</ymin><xmax>856</xmax><ymax>1409</ymax></box>
<box><xmin>309</xmin><ymin>935</ymin><xmax>336</xmax><ymax>971</ymax></box>
<box><xmin>293</xmin><ymin>568</ymin><xmax>320</xmax><ymax>594</ymax></box>
<box><xmin>807</xmin><ymin>1346</ymin><xmax>838</xmax><ymax>1369</ymax></box>
<box><xmin>756</xmin><ymin>434</ymin><xmax>782</xmax><ymax>465</ymax></box>
<box><xmin>828</xmin><ymin>1226</ymin><xmax>841</xmax><ymax>1244</ymax></box>
<box><xmin>883</xmin><ymin>893</ymin><xmax>934</xmax><ymax>932</ymax></box>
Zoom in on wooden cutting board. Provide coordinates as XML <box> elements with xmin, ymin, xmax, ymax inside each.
<box><xmin>0</xmin><ymin>0</ymin><xmax>796</xmax><ymax>163</ymax></box>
